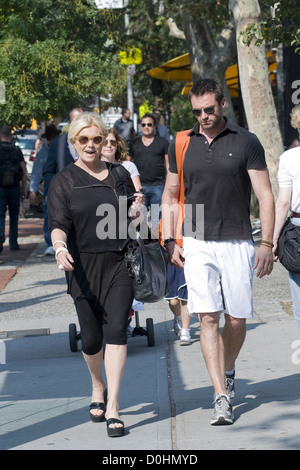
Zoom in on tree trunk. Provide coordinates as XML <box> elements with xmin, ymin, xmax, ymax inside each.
<box><xmin>230</xmin><ymin>0</ymin><xmax>283</xmax><ymax>198</ymax></box>
<box><xmin>181</xmin><ymin>12</ymin><xmax>237</xmax><ymax>123</ymax></box>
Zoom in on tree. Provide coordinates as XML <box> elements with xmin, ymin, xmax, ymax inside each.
<box><xmin>123</xmin><ymin>0</ymin><xmax>187</xmax><ymax>113</ymax></box>
<box><xmin>177</xmin><ymin>1</ymin><xmax>237</xmax><ymax>122</ymax></box>
<box><xmin>0</xmin><ymin>0</ymin><xmax>125</xmax><ymax>127</ymax></box>
<box><xmin>230</xmin><ymin>0</ymin><xmax>284</xmax><ymax>197</ymax></box>
<box><xmin>237</xmin><ymin>0</ymin><xmax>300</xmax><ymax>147</ymax></box>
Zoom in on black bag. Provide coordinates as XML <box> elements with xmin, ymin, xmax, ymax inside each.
<box><xmin>125</xmin><ymin>234</ymin><xmax>169</xmax><ymax>303</ymax></box>
<box><xmin>0</xmin><ymin>143</ymin><xmax>23</xmax><ymax>187</ymax></box>
<box><xmin>277</xmin><ymin>217</ymin><xmax>300</xmax><ymax>273</ymax></box>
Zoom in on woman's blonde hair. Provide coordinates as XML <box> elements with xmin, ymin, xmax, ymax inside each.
<box><xmin>68</xmin><ymin>112</ymin><xmax>109</xmax><ymax>144</ymax></box>
<box><xmin>290</xmin><ymin>104</ymin><xmax>300</xmax><ymax>130</ymax></box>
<box><xmin>105</xmin><ymin>128</ymin><xmax>128</xmax><ymax>162</ymax></box>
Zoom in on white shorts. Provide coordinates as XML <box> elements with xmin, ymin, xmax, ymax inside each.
<box><xmin>183</xmin><ymin>237</ymin><xmax>255</xmax><ymax>319</ymax></box>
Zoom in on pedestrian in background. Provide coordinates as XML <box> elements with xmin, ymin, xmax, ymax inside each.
<box><xmin>101</xmin><ymin>127</ymin><xmax>142</xmax><ymax>191</ymax></box>
<box><xmin>113</xmin><ymin>108</ymin><xmax>136</xmax><ymax>145</ymax></box>
<box><xmin>162</xmin><ymin>78</ymin><xmax>274</xmax><ymax>425</ymax></box>
<box><xmin>273</xmin><ymin>104</ymin><xmax>300</xmax><ymax>337</ymax></box>
<box><xmin>43</xmin><ymin>107</ymin><xmax>83</xmax><ymax>190</ymax></box>
<box><xmin>47</xmin><ymin>112</ymin><xmax>144</xmax><ymax>438</ymax></box>
<box><xmin>29</xmin><ymin>124</ymin><xmax>61</xmax><ymax>256</ymax></box>
<box><xmin>153</xmin><ymin>109</ymin><xmax>171</xmax><ymax>142</ymax></box>
<box><xmin>0</xmin><ymin>125</ymin><xmax>27</xmax><ymax>252</ymax></box>
<box><xmin>129</xmin><ymin>113</ymin><xmax>169</xmax><ymax>233</ymax></box>
<box><xmin>165</xmin><ymin>264</ymin><xmax>191</xmax><ymax>345</ymax></box>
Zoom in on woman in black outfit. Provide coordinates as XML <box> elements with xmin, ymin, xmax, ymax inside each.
<box><xmin>47</xmin><ymin>112</ymin><xmax>144</xmax><ymax>437</ymax></box>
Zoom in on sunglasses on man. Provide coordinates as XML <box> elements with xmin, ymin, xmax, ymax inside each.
<box><xmin>141</xmin><ymin>122</ymin><xmax>153</xmax><ymax>127</ymax></box>
<box><xmin>192</xmin><ymin>106</ymin><xmax>215</xmax><ymax>117</ymax></box>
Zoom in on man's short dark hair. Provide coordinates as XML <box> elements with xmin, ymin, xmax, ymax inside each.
<box><xmin>141</xmin><ymin>113</ymin><xmax>156</xmax><ymax>125</ymax></box>
<box><xmin>188</xmin><ymin>78</ymin><xmax>224</xmax><ymax>104</ymax></box>
<box><xmin>0</xmin><ymin>125</ymin><xmax>11</xmax><ymax>138</ymax></box>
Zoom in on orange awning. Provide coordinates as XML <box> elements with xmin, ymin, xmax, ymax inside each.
<box><xmin>147</xmin><ymin>51</ymin><xmax>276</xmax><ymax>97</ymax></box>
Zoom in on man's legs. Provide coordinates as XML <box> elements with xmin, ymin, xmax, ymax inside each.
<box><xmin>223</xmin><ymin>314</ymin><xmax>246</xmax><ymax>373</ymax></box>
<box><xmin>143</xmin><ymin>184</ymin><xmax>164</xmax><ymax>234</ymax></box>
<box><xmin>7</xmin><ymin>185</ymin><xmax>20</xmax><ymax>250</ymax></box>
<box><xmin>199</xmin><ymin>311</ymin><xmax>235</xmax><ymax>425</ymax></box>
<box><xmin>0</xmin><ymin>187</ymin><xmax>7</xmax><ymax>248</ymax></box>
<box><xmin>198</xmin><ymin>311</ymin><xmax>227</xmax><ymax>396</ymax></box>
<box><xmin>199</xmin><ymin>312</ymin><xmax>246</xmax><ymax>392</ymax></box>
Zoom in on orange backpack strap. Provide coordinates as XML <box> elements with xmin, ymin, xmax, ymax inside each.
<box><xmin>158</xmin><ymin>130</ymin><xmax>191</xmax><ymax>246</ymax></box>
<box><xmin>174</xmin><ymin>130</ymin><xmax>191</xmax><ymax>246</ymax></box>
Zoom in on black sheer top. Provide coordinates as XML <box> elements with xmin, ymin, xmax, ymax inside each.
<box><xmin>47</xmin><ymin>162</ymin><xmax>136</xmax><ymax>254</ymax></box>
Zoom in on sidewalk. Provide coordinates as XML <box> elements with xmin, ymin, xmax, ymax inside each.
<box><xmin>0</xmin><ymin>220</ymin><xmax>299</xmax><ymax>451</ymax></box>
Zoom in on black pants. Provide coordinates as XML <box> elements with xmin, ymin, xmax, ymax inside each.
<box><xmin>74</xmin><ymin>269</ymin><xmax>133</xmax><ymax>355</ymax></box>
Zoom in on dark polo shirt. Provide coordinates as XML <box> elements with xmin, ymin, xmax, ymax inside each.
<box><xmin>168</xmin><ymin>119</ymin><xmax>266</xmax><ymax>241</ymax></box>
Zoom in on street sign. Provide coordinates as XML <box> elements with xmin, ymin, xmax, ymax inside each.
<box><xmin>119</xmin><ymin>48</ymin><xmax>142</xmax><ymax>65</ymax></box>
<box><xmin>94</xmin><ymin>0</ymin><xmax>125</xmax><ymax>8</ymax></box>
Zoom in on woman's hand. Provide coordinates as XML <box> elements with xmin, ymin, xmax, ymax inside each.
<box><xmin>56</xmin><ymin>248</ymin><xmax>74</xmax><ymax>271</ymax></box>
<box><xmin>129</xmin><ymin>192</ymin><xmax>145</xmax><ymax>219</ymax></box>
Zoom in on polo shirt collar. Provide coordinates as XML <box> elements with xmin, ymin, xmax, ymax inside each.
<box><xmin>188</xmin><ymin>117</ymin><xmax>237</xmax><ymax>136</ymax></box>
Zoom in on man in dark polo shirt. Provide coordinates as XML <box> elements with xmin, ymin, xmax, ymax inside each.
<box><xmin>129</xmin><ymin>113</ymin><xmax>169</xmax><ymax>232</ymax></box>
<box><xmin>161</xmin><ymin>78</ymin><xmax>275</xmax><ymax>425</ymax></box>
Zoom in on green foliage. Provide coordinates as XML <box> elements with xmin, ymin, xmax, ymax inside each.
<box><xmin>169</xmin><ymin>95</ymin><xmax>196</xmax><ymax>135</ymax></box>
<box><xmin>0</xmin><ymin>0</ymin><xmax>125</xmax><ymax>127</ymax></box>
<box><xmin>123</xmin><ymin>0</ymin><xmax>234</xmax><ymax>120</ymax></box>
<box><xmin>123</xmin><ymin>0</ymin><xmax>187</xmax><ymax>111</ymax></box>
<box><xmin>239</xmin><ymin>0</ymin><xmax>300</xmax><ymax>49</ymax></box>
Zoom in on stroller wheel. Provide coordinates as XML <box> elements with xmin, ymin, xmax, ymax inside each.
<box><xmin>69</xmin><ymin>323</ymin><xmax>78</xmax><ymax>352</ymax></box>
<box><xmin>146</xmin><ymin>318</ymin><xmax>155</xmax><ymax>347</ymax></box>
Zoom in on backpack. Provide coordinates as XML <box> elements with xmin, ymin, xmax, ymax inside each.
<box><xmin>159</xmin><ymin>130</ymin><xmax>191</xmax><ymax>247</ymax></box>
<box><xmin>0</xmin><ymin>143</ymin><xmax>23</xmax><ymax>187</ymax></box>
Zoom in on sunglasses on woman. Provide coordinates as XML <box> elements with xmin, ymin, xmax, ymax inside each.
<box><xmin>76</xmin><ymin>135</ymin><xmax>103</xmax><ymax>145</ymax></box>
<box><xmin>102</xmin><ymin>139</ymin><xmax>117</xmax><ymax>147</ymax></box>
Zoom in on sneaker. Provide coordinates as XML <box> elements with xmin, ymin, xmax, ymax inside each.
<box><xmin>44</xmin><ymin>246</ymin><xmax>55</xmax><ymax>256</ymax></box>
<box><xmin>180</xmin><ymin>329</ymin><xmax>191</xmax><ymax>346</ymax></box>
<box><xmin>225</xmin><ymin>376</ymin><xmax>235</xmax><ymax>403</ymax></box>
<box><xmin>210</xmin><ymin>394</ymin><xmax>234</xmax><ymax>425</ymax></box>
<box><xmin>173</xmin><ymin>318</ymin><xmax>182</xmax><ymax>337</ymax></box>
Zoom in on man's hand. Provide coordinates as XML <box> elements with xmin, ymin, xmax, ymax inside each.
<box><xmin>165</xmin><ymin>241</ymin><xmax>185</xmax><ymax>268</ymax></box>
<box><xmin>253</xmin><ymin>245</ymin><xmax>274</xmax><ymax>278</ymax></box>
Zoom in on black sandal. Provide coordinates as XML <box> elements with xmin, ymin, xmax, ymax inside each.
<box><xmin>106</xmin><ymin>418</ymin><xmax>125</xmax><ymax>437</ymax></box>
<box><xmin>89</xmin><ymin>389</ymin><xmax>107</xmax><ymax>423</ymax></box>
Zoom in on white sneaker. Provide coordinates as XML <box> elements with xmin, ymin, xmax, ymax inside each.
<box><xmin>180</xmin><ymin>329</ymin><xmax>191</xmax><ymax>346</ymax></box>
<box><xmin>173</xmin><ymin>318</ymin><xmax>182</xmax><ymax>337</ymax></box>
<box><xmin>44</xmin><ymin>246</ymin><xmax>55</xmax><ymax>256</ymax></box>
<box><xmin>210</xmin><ymin>394</ymin><xmax>234</xmax><ymax>425</ymax></box>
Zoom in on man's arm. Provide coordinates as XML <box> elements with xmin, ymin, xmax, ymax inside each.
<box><xmin>164</xmin><ymin>153</ymin><xmax>169</xmax><ymax>172</ymax></box>
<box><xmin>248</xmin><ymin>167</ymin><xmax>275</xmax><ymax>277</ymax></box>
<box><xmin>273</xmin><ymin>186</ymin><xmax>291</xmax><ymax>259</ymax></box>
<box><xmin>161</xmin><ymin>170</ymin><xmax>184</xmax><ymax>268</ymax></box>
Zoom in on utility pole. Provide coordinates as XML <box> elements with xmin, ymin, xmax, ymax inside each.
<box><xmin>124</xmin><ymin>4</ymin><xmax>134</xmax><ymax>116</ymax></box>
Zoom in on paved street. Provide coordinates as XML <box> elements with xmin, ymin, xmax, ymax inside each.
<box><xmin>0</xmin><ymin>217</ymin><xmax>299</xmax><ymax>451</ymax></box>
